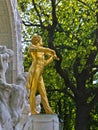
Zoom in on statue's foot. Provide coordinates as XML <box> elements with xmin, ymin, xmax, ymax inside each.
<box><xmin>46</xmin><ymin>111</ymin><xmax>55</xmax><ymax>114</ymax></box>
<box><xmin>31</xmin><ymin>111</ymin><xmax>39</xmax><ymax>115</ymax></box>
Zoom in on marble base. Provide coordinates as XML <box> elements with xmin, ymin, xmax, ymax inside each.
<box><xmin>23</xmin><ymin>114</ymin><xmax>59</xmax><ymax>130</ymax></box>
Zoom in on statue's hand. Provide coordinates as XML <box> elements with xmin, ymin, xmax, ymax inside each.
<box><xmin>53</xmin><ymin>54</ymin><xmax>60</xmax><ymax>61</ymax></box>
<box><xmin>50</xmin><ymin>50</ymin><xmax>56</xmax><ymax>55</ymax></box>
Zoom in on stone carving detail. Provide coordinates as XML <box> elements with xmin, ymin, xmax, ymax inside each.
<box><xmin>36</xmin><ymin>94</ymin><xmax>41</xmax><ymax>114</ymax></box>
<box><xmin>0</xmin><ymin>45</ymin><xmax>13</xmax><ymax>82</ymax></box>
<box><xmin>0</xmin><ymin>46</ymin><xmax>30</xmax><ymax>130</ymax></box>
<box><xmin>0</xmin><ymin>0</ymin><xmax>23</xmax><ymax>83</ymax></box>
<box><xmin>0</xmin><ymin>79</ymin><xmax>13</xmax><ymax>130</ymax></box>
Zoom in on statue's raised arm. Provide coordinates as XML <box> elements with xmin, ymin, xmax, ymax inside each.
<box><xmin>29</xmin><ymin>43</ymin><xmax>55</xmax><ymax>54</ymax></box>
<box><xmin>28</xmin><ymin>35</ymin><xmax>59</xmax><ymax>60</ymax></box>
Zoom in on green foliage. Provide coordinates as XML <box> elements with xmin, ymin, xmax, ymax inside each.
<box><xmin>23</xmin><ymin>46</ymin><xmax>32</xmax><ymax>72</ymax></box>
<box><xmin>18</xmin><ymin>0</ymin><xmax>98</xmax><ymax>129</ymax></box>
<box><xmin>89</xmin><ymin>104</ymin><xmax>98</xmax><ymax>130</ymax></box>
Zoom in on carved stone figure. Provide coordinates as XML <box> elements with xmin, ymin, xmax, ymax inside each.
<box><xmin>0</xmin><ymin>79</ymin><xmax>13</xmax><ymax>130</ymax></box>
<box><xmin>0</xmin><ymin>46</ymin><xmax>29</xmax><ymax>130</ymax></box>
<box><xmin>0</xmin><ymin>73</ymin><xmax>29</xmax><ymax>130</ymax></box>
<box><xmin>0</xmin><ymin>46</ymin><xmax>14</xmax><ymax>130</ymax></box>
<box><xmin>0</xmin><ymin>46</ymin><xmax>13</xmax><ymax>82</ymax></box>
<box><xmin>9</xmin><ymin>74</ymin><xmax>27</xmax><ymax>126</ymax></box>
<box><xmin>36</xmin><ymin>94</ymin><xmax>41</xmax><ymax>114</ymax></box>
<box><xmin>10</xmin><ymin>73</ymin><xmax>30</xmax><ymax>130</ymax></box>
<box><xmin>26</xmin><ymin>35</ymin><xmax>59</xmax><ymax>114</ymax></box>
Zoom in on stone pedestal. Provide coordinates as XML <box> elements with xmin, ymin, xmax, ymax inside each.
<box><xmin>24</xmin><ymin>114</ymin><xmax>59</xmax><ymax>130</ymax></box>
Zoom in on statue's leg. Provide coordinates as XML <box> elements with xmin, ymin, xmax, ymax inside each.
<box><xmin>30</xmin><ymin>86</ymin><xmax>38</xmax><ymax>114</ymax></box>
<box><xmin>29</xmin><ymin>68</ymin><xmax>41</xmax><ymax>114</ymax></box>
<box><xmin>38</xmin><ymin>76</ymin><xmax>54</xmax><ymax>114</ymax></box>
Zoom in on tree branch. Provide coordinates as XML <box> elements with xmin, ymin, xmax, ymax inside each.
<box><xmin>56</xmin><ymin>44</ymin><xmax>74</xmax><ymax>50</ymax></box>
<box><xmin>22</xmin><ymin>20</ymin><xmax>41</xmax><ymax>27</ymax></box>
<box><xmin>77</xmin><ymin>0</ymin><xmax>95</xmax><ymax>12</ymax></box>
<box><xmin>88</xmin><ymin>87</ymin><xmax>98</xmax><ymax>111</ymax></box>
<box><xmin>32</xmin><ymin>0</ymin><xmax>43</xmax><ymax>27</ymax></box>
<box><xmin>55</xmin><ymin>58</ymin><xmax>77</xmax><ymax>95</ymax></box>
<box><xmin>56</xmin><ymin>0</ymin><xmax>61</xmax><ymax>6</ymax></box>
<box><xmin>51</xmin><ymin>0</ymin><xmax>58</xmax><ymax>27</ymax></box>
<box><xmin>36</xmin><ymin>3</ymin><xmax>50</xmax><ymax>19</ymax></box>
<box><xmin>47</xmin><ymin>88</ymin><xmax>75</xmax><ymax>100</ymax></box>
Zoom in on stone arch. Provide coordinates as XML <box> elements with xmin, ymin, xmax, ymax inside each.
<box><xmin>0</xmin><ymin>0</ymin><xmax>23</xmax><ymax>83</ymax></box>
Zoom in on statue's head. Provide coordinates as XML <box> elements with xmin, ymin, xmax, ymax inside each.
<box><xmin>36</xmin><ymin>94</ymin><xmax>41</xmax><ymax>105</ymax></box>
<box><xmin>0</xmin><ymin>46</ymin><xmax>7</xmax><ymax>53</ymax></box>
<box><xmin>0</xmin><ymin>45</ymin><xmax>14</xmax><ymax>57</ymax></box>
<box><xmin>31</xmin><ymin>35</ymin><xmax>43</xmax><ymax>46</ymax></box>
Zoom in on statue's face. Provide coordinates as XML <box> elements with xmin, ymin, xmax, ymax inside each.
<box><xmin>36</xmin><ymin>95</ymin><xmax>41</xmax><ymax>105</ymax></box>
<box><xmin>0</xmin><ymin>46</ymin><xmax>6</xmax><ymax>53</ymax></box>
<box><xmin>37</xmin><ymin>38</ymin><xmax>43</xmax><ymax>47</ymax></box>
<box><xmin>39</xmin><ymin>38</ymin><xmax>43</xmax><ymax>46</ymax></box>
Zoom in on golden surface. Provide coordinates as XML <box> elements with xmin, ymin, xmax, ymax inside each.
<box><xmin>26</xmin><ymin>35</ymin><xmax>59</xmax><ymax>114</ymax></box>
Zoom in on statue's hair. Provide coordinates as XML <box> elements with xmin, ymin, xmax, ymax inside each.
<box><xmin>31</xmin><ymin>35</ymin><xmax>41</xmax><ymax>45</ymax></box>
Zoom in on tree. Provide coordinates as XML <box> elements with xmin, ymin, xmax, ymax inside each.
<box><xmin>18</xmin><ymin>0</ymin><xmax>98</xmax><ymax>129</ymax></box>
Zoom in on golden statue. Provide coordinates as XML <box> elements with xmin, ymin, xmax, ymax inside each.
<box><xmin>26</xmin><ymin>35</ymin><xmax>59</xmax><ymax>114</ymax></box>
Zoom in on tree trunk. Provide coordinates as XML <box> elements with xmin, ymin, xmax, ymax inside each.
<box><xmin>75</xmin><ymin>104</ymin><xmax>90</xmax><ymax>130</ymax></box>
